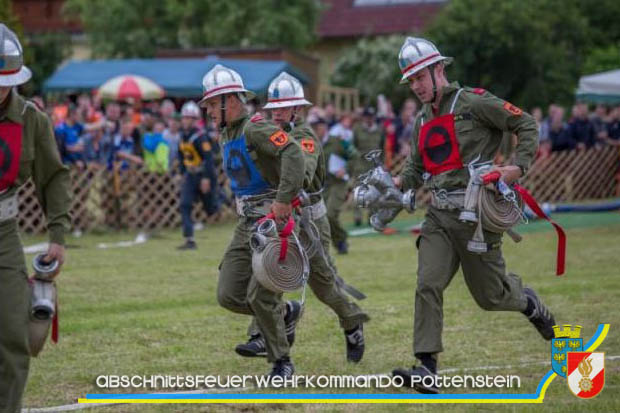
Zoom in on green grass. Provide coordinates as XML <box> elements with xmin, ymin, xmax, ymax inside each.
<box><xmin>21</xmin><ymin>210</ymin><xmax>620</xmax><ymax>412</ymax></box>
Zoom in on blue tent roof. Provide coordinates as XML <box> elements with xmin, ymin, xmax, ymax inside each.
<box><xmin>43</xmin><ymin>56</ymin><xmax>309</xmax><ymax>98</ymax></box>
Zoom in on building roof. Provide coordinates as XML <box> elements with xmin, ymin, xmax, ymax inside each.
<box><xmin>317</xmin><ymin>0</ymin><xmax>445</xmax><ymax>38</ymax></box>
<box><xmin>43</xmin><ymin>56</ymin><xmax>309</xmax><ymax>98</ymax></box>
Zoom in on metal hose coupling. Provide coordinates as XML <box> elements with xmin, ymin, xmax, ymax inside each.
<box><xmin>33</xmin><ymin>253</ymin><xmax>59</xmax><ymax>281</ymax></box>
<box><xmin>353</xmin><ymin>150</ymin><xmax>416</xmax><ymax>231</ymax></box>
<box><xmin>29</xmin><ymin>254</ymin><xmax>59</xmax><ymax>357</ymax></box>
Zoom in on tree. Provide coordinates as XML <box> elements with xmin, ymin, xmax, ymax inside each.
<box><xmin>425</xmin><ymin>0</ymin><xmax>590</xmax><ymax>109</ymax></box>
<box><xmin>582</xmin><ymin>44</ymin><xmax>620</xmax><ymax>76</ymax></box>
<box><xmin>330</xmin><ymin>35</ymin><xmax>411</xmax><ymax>108</ymax></box>
<box><xmin>0</xmin><ymin>0</ymin><xmax>21</xmax><ymax>34</ymax></box>
<box><xmin>0</xmin><ymin>0</ymin><xmax>69</xmax><ymax>95</ymax></box>
<box><xmin>23</xmin><ymin>33</ymin><xmax>72</xmax><ymax>95</ymax></box>
<box><xmin>63</xmin><ymin>0</ymin><xmax>321</xmax><ymax>58</ymax></box>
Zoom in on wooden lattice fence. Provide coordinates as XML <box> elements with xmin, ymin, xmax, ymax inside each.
<box><xmin>16</xmin><ymin>146</ymin><xmax>620</xmax><ymax>234</ymax></box>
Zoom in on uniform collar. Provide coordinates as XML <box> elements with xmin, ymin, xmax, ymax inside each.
<box><xmin>228</xmin><ymin>111</ymin><xmax>249</xmax><ymax>129</ymax></box>
<box><xmin>0</xmin><ymin>89</ymin><xmax>25</xmax><ymax>124</ymax></box>
<box><xmin>425</xmin><ymin>81</ymin><xmax>461</xmax><ymax>117</ymax></box>
<box><xmin>293</xmin><ymin>115</ymin><xmax>306</xmax><ymax>126</ymax></box>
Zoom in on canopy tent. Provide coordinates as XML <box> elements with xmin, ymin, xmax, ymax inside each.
<box><xmin>43</xmin><ymin>56</ymin><xmax>309</xmax><ymax>99</ymax></box>
<box><xmin>576</xmin><ymin>69</ymin><xmax>620</xmax><ymax>104</ymax></box>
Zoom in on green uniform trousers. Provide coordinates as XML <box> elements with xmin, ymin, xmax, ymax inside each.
<box><xmin>325</xmin><ymin>177</ymin><xmax>348</xmax><ymax>248</ymax></box>
<box><xmin>414</xmin><ymin>207</ymin><xmax>528</xmax><ymax>356</ymax></box>
<box><xmin>248</xmin><ymin>211</ymin><xmax>369</xmax><ymax>337</ymax></box>
<box><xmin>217</xmin><ymin>218</ymin><xmax>289</xmax><ymax>362</ymax></box>
<box><xmin>0</xmin><ymin>220</ymin><xmax>30</xmax><ymax>413</ymax></box>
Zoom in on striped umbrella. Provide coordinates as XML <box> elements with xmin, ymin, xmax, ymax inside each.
<box><xmin>97</xmin><ymin>74</ymin><xmax>165</xmax><ymax>101</ymax></box>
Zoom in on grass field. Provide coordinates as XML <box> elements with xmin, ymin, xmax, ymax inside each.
<box><xmin>21</xmin><ymin>209</ymin><xmax>620</xmax><ymax>412</ymax></box>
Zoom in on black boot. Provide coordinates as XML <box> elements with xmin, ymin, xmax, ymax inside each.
<box><xmin>235</xmin><ymin>334</ymin><xmax>266</xmax><ymax>358</ymax></box>
<box><xmin>392</xmin><ymin>365</ymin><xmax>438</xmax><ymax>394</ymax></box>
<box><xmin>177</xmin><ymin>239</ymin><xmax>197</xmax><ymax>250</ymax></box>
<box><xmin>345</xmin><ymin>324</ymin><xmax>365</xmax><ymax>363</ymax></box>
<box><xmin>267</xmin><ymin>356</ymin><xmax>295</xmax><ymax>380</ymax></box>
<box><xmin>523</xmin><ymin>287</ymin><xmax>556</xmax><ymax>340</ymax></box>
<box><xmin>284</xmin><ymin>300</ymin><xmax>302</xmax><ymax>346</ymax></box>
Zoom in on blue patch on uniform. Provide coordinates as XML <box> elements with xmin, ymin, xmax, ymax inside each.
<box><xmin>222</xmin><ymin>134</ymin><xmax>271</xmax><ymax>197</ymax></box>
<box><xmin>0</xmin><ymin>58</ymin><xmax>5</xmax><ymax>69</ymax></box>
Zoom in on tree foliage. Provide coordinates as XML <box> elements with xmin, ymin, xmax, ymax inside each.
<box><xmin>426</xmin><ymin>0</ymin><xmax>590</xmax><ymax>108</ymax></box>
<box><xmin>63</xmin><ymin>0</ymin><xmax>321</xmax><ymax>58</ymax></box>
<box><xmin>1</xmin><ymin>0</ymin><xmax>70</xmax><ymax>94</ymax></box>
<box><xmin>331</xmin><ymin>0</ymin><xmax>620</xmax><ymax>109</ymax></box>
<box><xmin>331</xmin><ymin>35</ymin><xmax>410</xmax><ymax>108</ymax></box>
<box><xmin>24</xmin><ymin>33</ymin><xmax>72</xmax><ymax>95</ymax></box>
<box><xmin>0</xmin><ymin>0</ymin><xmax>22</xmax><ymax>34</ymax></box>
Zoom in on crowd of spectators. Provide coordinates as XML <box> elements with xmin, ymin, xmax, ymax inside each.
<box><xmin>37</xmin><ymin>93</ymin><xmax>620</xmax><ymax>175</ymax></box>
<box><xmin>46</xmin><ymin>94</ymin><xmax>217</xmax><ymax>174</ymax></box>
<box><xmin>534</xmin><ymin>102</ymin><xmax>620</xmax><ymax>157</ymax></box>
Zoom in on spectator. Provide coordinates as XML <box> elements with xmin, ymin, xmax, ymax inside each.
<box><xmin>160</xmin><ymin>99</ymin><xmax>176</xmax><ymax>122</ymax></box>
<box><xmin>105</xmin><ymin>102</ymin><xmax>122</xmax><ymax>135</ymax></box>
<box><xmin>568</xmin><ymin>103</ymin><xmax>596</xmax><ymax>149</ymax></box>
<box><xmin>311</xmin><ymin>117</ymin><xmax>329</xmax><ymax>144</ymax></box>
<box><xmin>394</xmin><ymin>98</ymin><xmax>417</xmax><ymax>156</ymax></box>
<box><xmin>549</xmin><ymin>107</ymin><xmax>574</xmax><ymax>152</ymax></box>
<box><xmin>163</xmin><ymin>113</ymin><xmax>181</xmax><ymax>168</ymax></box>
<box><xmin>329</xmin><ymin>113</ymin><xmax>354</xmax><ymax>143</ymax></box>
<box><xmin>324</xmin><ymin>103</ymin><xmax>338</xmax><ymax>128</ymax></box>
<box><xmin>142</xmin><ymin>117</ymin><xmax>169</xmax><ymax>173</ymax></box>
<box><xmin>590</xmin><ymin>103</ymin><xmax>609</xmax><ymax>143</ymax></box>
<box><xmin>82</xmin><ymin>116</ymin><xmax>113</xmax><ymax>167</ymax></box>
<box><xmin>110</xmin><ymin>120</ymin><xmax>142</xmax><ymax>170</ymax></box>
<box><xmin>539</xmin><ymin>104</ymin><xmax>559</xmax><ymax>144</ymax></box>
<box><xmin>606</xmin><ymin>106</ymin><xmax>620</xmax><ymax>145</ymax></box>
<box><xmin>54</xmin><ymin>105</ymin><xmax>85</xmax><ymax>166</ymax></box>
<box><xmin>76</xmin><ymin>93</ymin><xmax>94</xmax><ymax>123</ymax></box>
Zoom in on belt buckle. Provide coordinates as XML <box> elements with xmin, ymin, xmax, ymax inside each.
<box><xmin>434</xmin><ymin>189</ymin><xmax>449</xmax><ymax>208</ymax></box>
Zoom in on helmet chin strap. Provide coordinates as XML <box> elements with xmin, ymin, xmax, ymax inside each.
<box><xmin>429</xmin><ymin>64</ymin><xmax>438</xmax><ymax>105</ymax></box>
<box><xmin>219</xmin><ymin>94</ymin><xmax>227</xmax><ymax>129</ymax></box>
<box><xmin>289</xmin><ymin>106</ymin><xmax>298</xmax><ymax>124</ymax></box>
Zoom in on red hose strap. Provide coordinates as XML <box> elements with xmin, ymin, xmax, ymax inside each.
<box><xmin>51</xmin><ymin>302</ymin><xmax>59</xmax><ymax>343</ymax></box>
<box><xmin>514</xmin><ymin>184</ymin><xmax>566</xmax><ymax>275</ymax></box>
<box><xmin>256</xmin><ymin>196</ymin><xmax>300</xmax><ymax>261</ymax></box>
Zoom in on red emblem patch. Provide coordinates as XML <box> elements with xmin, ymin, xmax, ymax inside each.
<box><xmin>503</xmin><ymin>101</ymin><xmax>523</xmax><ymax>116</ymax></box>
<box><xmin>418</xmin><ymin>114</ymin><xmax>464</xmax><ymax>175</ymax></box>
<box><xmin>472</xmin><ymin>88</ymin><xmax>486</xmax><ymax>95</ymax></box>
<box><xmin>300</xmin><ymin>138</ymin><xmax>315</xmax><ymax>154</ymax></box>
<box><xmin>0</xmin><ymin>123</ymin><xmax>23</xmax><ymax>192</ymax></box>
<box><xmin>269</xmin><ymin>130</ymin><xmax>289</xmax><ymax>147</ymax></box>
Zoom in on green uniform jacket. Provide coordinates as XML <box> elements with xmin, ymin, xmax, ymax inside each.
<box><xmin>0</xmin><ymin>91</ymin><xmax>71</xmax><ymax>245</ymax></box>
<box><xmin>400</xmin><ymin>82</ymin><xmax>538</xmax><ymax>191</ymax></box>
<box><xmin>221</xmin><ymin>113</ymin><xmax>304</xmax><ymax>203</ymax></box>
<box><xmin>284</xmin><ymin>119</ymin><xmax>325</xmax><ymax>194</ymax></box>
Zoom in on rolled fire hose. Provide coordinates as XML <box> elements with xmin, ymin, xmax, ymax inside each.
<box><xmin>250</xmin><ymin>217</ymin><xmax>310</xmax><ymax>296</ymax></box>
<box><xmin>468</xmin><ymin>173</ymin><xmax>524</xmax><ymax>253</ymax></box>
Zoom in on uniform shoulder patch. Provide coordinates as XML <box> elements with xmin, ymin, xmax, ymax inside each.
<box><xmin>471</xmin><ymin>88</ymin><xmax>486</xmax><ymax>95</ymax></box>
<box><xmin>300</xmin><ymin>138</ymin><xmax>315</xmax><ymax>154</ymax></box>
<box><xmin>250</xmin><ymin>113</ymin><xmax>264</xmax><ymax>123</ymax></box>
<box><xmin>269</xmin><ymin>130</ymin><xmax>289</xmax><ymax>147</ymax></box>
<box><xmin>502</xmin><ymin>101</ymin><xmax>523</xmax><ymax>116</ymax></box>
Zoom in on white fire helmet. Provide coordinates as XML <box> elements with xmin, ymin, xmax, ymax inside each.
<box><xmin>0</xmin><ymin>24</ymin><xmax>32</xmax><ymax>87</ymax></box>
<box><xmin>398</xmin><ymin>37</ymin><xmax>452</xmax><ymax>84</ymax></box>
<box><xmin>262</xmin><ymin>71</ymin><xmax>311</xmax><ymax>110</ymax></box>
<box><xmin>181</xmin><ymin>100</ymin><xmax>201</xmax><ymax>118</ymax></box>
<box><xmin>198</xmin><ymin>64</ymin><xmax>255</xmax><ymax>106</ymax></box>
